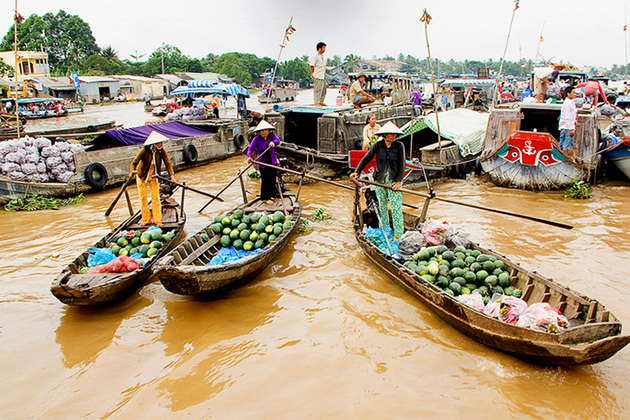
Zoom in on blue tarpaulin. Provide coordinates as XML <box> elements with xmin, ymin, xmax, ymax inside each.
<box><xmin>96</xmin><ymin>121</ymin><xmax>213</xmax><ymax>146</ymax></box>
<box><xmin>207</xmin><ymin>246</ymin><xmax>262</xmax><ymax>266</ymax></box>
<box><xmin>172</xmin><ymin>80</ymin><xmax>250</xmax><ymax>98</ymax></box>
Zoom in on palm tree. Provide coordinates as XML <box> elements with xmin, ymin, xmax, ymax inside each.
<box><xmin>101</xmin><ymin>46</ymin><xmax>119</xmax><ymax>61</ymax></box>
<box><xmin>343</xmin><ymin>54</ymin><xmax>360</xmax><ymax>73</ymax></box>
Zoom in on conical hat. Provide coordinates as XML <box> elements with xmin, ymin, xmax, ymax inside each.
<box><xmin>144</xmin><ymin>131</ymin><xmax>169</xmax><ymax>146</ymax></box>
<box><xmin>253</xmin><ymin>120</ymin><xmax>276</xmax><ymax>132</ymax></box>
<box><xmin>377</xmin><ymin>121</ymin><xmax>404</xmax><ymax>136</ymax></box>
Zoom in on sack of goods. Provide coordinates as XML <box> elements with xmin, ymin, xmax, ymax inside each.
<box><xmin>0</xmin><ymin>136</ymin><xmax>85</xmax><ymax>183</ymax></box>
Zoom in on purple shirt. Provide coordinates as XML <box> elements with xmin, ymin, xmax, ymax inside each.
<box><xmin>410</xmin><ymin>92</ymin><xmax>422</xmax><ymax>105</ymax></box>
<box><xmin>247</xmin><ymin>132</ymin><xmax>280</xmax><ymax>165</ymax></box>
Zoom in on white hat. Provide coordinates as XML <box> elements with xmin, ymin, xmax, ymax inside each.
<box><xmin>144</xmin><ymin>131</ymin><xmax>169</xmax><ymax>146</ymax></box>
<box><xmin>377</xmin><ymin>121</ymin><xmax>404</xmax><ymax>136</ymax></box>
<box><xmin>253</xmin><ymin>120</ymin><xmax>276</xmax><ymax>132</ymax></box>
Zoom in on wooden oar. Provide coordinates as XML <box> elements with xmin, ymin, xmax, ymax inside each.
<box><xmin>197</xmin><ymin>144</ymin><xmax>274</xmax><ymax>213</ymax></box>
<box><xmin>352</xmin><ymin>177</ymin><xmax>574</xmax><ymax>230</ymax></box>
<box><xmin>152</xmin><ymin>175</ymin><xmax>224</xmax><ymax>202</ymax></box>
<box><xmin>104</xmin><ymin>176</ymin><xmax>134</xmax><ymax>216</ymax></box>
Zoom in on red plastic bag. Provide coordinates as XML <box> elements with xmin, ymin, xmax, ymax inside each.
<box><xmin>86</xmin><ymin>256</ymin><xmax>142</xmax><ymax>274</ymax></box>
<box><xmin>515</xmin><ymin>303</ymin><xmax>569</xmax><ymax>333</ymax></box>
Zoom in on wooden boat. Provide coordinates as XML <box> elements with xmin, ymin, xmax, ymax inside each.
<box><xmin>0</xmin><ymin>119</ymin><xmax>250</xmax><ymax>204</ymax></box>
<box><xmin>12</xmin><ymin>120</ymin><xmax>117</xmax><ymax>139</ymax></box>
<box><xmin>154</xmin><ymin>191</ymin><xmax>301</xmax><ymax>296</ymax></box>
<box><xmin>50</xmin><ymin>196</ymin><xmax>186</xmax><ymax>305</ymax></box>
<box><xmin>351</xmin><ymin>186</ymin><xmax>630</xmax><ymax>365</ymax></box>
<box><xmin>606</xmin><ymin>139</ymin><xmax>630</xmax><ymax>180</ymax></box>
<box><xmin>258</xmin><ymin>80</ymin><xmax>298</xmax><ymax>104</ymax></box>
<box><xmin>479</xmin><ymin>102</ymin><xmax>603</xmax><ymax>190</ymax></box>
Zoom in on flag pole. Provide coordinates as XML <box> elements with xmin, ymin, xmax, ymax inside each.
<box><xmin>421</xmin><ymin>9</ymin><xmax>441</xmax><ymax>149</ymax></box>
<box><xmin>269</xmin><ymin>17</ymin><xmax>295</xmax><ymax>90</ymax></box>
<box><xmin>14</xmin><ymin>0</ymin><xmax>21</xmax><ymax>138</ymax></box>
<box><xmin>492</xmin><ymin>0</ymin><xmax>520</xmax><ymax>109</ymax></box>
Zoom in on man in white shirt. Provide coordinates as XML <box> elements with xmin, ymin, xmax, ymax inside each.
<box><xmin>309</xmin><ymin>42</ymin><xmax>327</xmax><ymax>106</ymax></box>
<box><xmin>558</xmin><ymin>86</ymin><xmax>577</xmax><ymax>154</ymax></box>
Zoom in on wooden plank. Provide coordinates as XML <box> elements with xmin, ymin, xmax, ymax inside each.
<box><xmin>180</xmin><ymin>236</ymin><xmax>220</xmax><ymax>266</ymax></box>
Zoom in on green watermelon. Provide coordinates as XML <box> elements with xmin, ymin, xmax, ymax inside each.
<box><xmin>231</xmin><ymin>218</ymin><xmax>241</xmax><ymax>228</ymax></box>
<box><xmin>230</xmin><ymin>230</ymin><xmax>240</xmax><ymax>240</ymax></box>
<box><xmin>147</xmin><ymin>247</ymin><xmax>158</xmax><ymax>257</ymax></box>
<box><xmin>233</xmin><ymin>239</ymin><xmax>244</xmax><ymax>250</ymax></box>
<box><xmin>265</xmin><ymin>225</ymin><xmax>274</xmax><ymax>234</ymax></box>
<box><xmin>285</xmin><ymin>215</ymin><xmax>294</xmax><ymax>222</ymax></box>
<box><xmin>272</xmin><ymin>211</ymin><xmax>285</xmax><ymax>223</ymax></box>
<box><xmin>117</xmin><ymin>237</ymin><xmax>129</xmax><ymax>247</ymax></box>
<box><xmin>243</xmin><ymin>241</ymin><xmax>254</xmax><ymax>251</ymax></box>
<box><xmin>453</xmin><ymin>246</ymin><xmax>467</xmax><ymax>254</ymax></box>
<box><xmin>220</xmin><ymin>235</ymin><xmax>231</xmax><ymax>247</ymax></box>
<box><xmin>214</xmin><ymin>215</ymin><xmax>224</xmax><ymax>223</ymax></box>
<box><xmin>255</xmin><ymin>240</ymin><xmax>265</xmax><ymax>249</ymax></box>
<box><xmin>484</xmin><ymin>275</ymin><xmax>498</xmax><ymax>288</ymax></box>
<box><xmin>150</xmin><ymin>240</ymin><xmax>163</xmax><ymax>249</ymax></box>
<box><xmin>139</xmin><ymin>244</ymin><xmax>150</xmax><ymax>256</ymax></box>
<box><xmin>211</xmin><ymin>223</ymin><xmax>222</xmax><ymax>234</ymax></box>
<box><xmin>452</xmin><ymin>277</ymin><xmax>466</xmax><ymax>287</ymax></box>
<box><xmin>476</xmin><ymin>270</ymin><xmax>489</xmax><ymax>282</ymax></box>
<box><xmin>259</xmin><ymin>232</ymin><xmax>269</xmax><ymax>242</ymax></box>
<box><xmin>283</xmin><ymin>221</ymin><xmax>292</xmax><ymax>230</ymax></box>
<box><xmin>234</xmin><ymin>209</ymin><xmax>244</xmax><ymax>219</ymax></box>
<box><xmin>222</xmin><ymin>217</ymin><xmax>232</xmax><ymax>227</ymax></box>
<box><xmin>260</xmin><ymin>215</ymin><xmax>270</xmax><ymax>226</ymax></box>
<box><xmin>150</xmin><ymin>230</ymin><xmax>163</xmax><ymax>241</ymax></box>
<box><xmin>268</xmin><ymin>234</ymin><xmax>277</xmax><ymax>242</ymax></box>
<box><xmin>449</xmin><ymin>282</ymin><xmax>461</xmax><ymax>295</ymax></box>
<box><xmin>512</xmin><ymin>288</ymin><xmax>523</xmax><ymax>298</ymax></box>
<box><xmin>200</xmin><ymin>233</ymin><xmax>210</xmax><ymax>242</ymax></box>
<box><xmin>436</xmin><ymin>245</ymin><xmax>448</xmax><ymax>254</ymax></box>
<box><xmin>482</xmin><ymin>261</ymin><xmax>495</xmax><ymax>272</ymax></box>
<box><xmin>249</xmin><ymin>231</ymin><xmax>259</xmax><ymax>242</ymax></box>
<box><xmin>240</xmin><ymin>229</ymin><xmax>252</xmax><ymax>241</ymax></box>
<box><xmin>129</xmin><ymin>247</ymin><xmax>139</xmax><ymax>256</ymax></box>
<box><xmin>111</xmin><ymin>245</ymin><xmax>121</xmax><ymax>256</ymax></box>
<box><xmin>442</xmin><ymin>250</ymin><xmax>455</xmax><ymax>261</ymax></box>
<box><xmin>222</xmin><ymin>227</ymin><xmax>232</xmax><ymax>235</ymax></box>
<box><xmin>498</xmin><ymin>272</ymin><xmax>511</xmax><ymax>288</ymax></box>
<box><xmin>131</xmin><ymin>237</ymin><xmax>141</xmax><ymax>247</ymax></box>
<box><xmin>250</xmin><ymin>213</ymin><xmax>261</xmax><ymax>223</ymax></box>
<box><xmin>242</xmin><ymin>215</ymin><xmax>251</xmax><ymax>225</ymax></box>
<box><xmin>164</xmin><ymin>231</ymin><xmax>175</xmax><ymax>242</ymax></box>
<box><xmin>273</xmin><ymin>226</ymin><xmax>283</xmax><ymax>236</ymax></box>
<box><xmin>237</xmin><ymin>223</ymin><xmax>248</xmax><ymax>231</ymax></box>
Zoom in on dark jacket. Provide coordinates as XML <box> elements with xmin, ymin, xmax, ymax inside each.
<box><xmin>355</xmin><ymin>139</ymin><xmax>406</xmax><ymax>183</ymax></box>
<box><xmin>130</xmin><ymin>147</ymin><xmax>174</xmax><ymax>181</ymax></box>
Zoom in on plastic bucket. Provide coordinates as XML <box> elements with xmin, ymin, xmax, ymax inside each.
<box><xmin>336</xmin><ymin>96</ymin><xmax>343</xmax><ymax>106</ymax></box>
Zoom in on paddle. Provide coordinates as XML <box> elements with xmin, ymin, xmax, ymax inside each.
<box><xmin>104</xmin><ymin>176</ymin><xmax>134</xmax><ymax>216</ymax></box>
<box><xmin>351</xmin><ymin>177</ymin><xmax>574</xmax><ymax>230</ymax></box>
<box><xmin>198</xmin><ymin>144</ymin><xmax>273</xmax><ymax>213</ymax></box>
<box><xmin>152</xmin><ymin>175</ymin><xmax>224</xmax><ymax>202</ymax></box>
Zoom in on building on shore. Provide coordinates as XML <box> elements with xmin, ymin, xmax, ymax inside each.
<box><xmin>77</xmin><ymin>76</ymin><xmax>120</xmax><ymax>103</ymax></box>
<box><xmin>109</xmin><ymin>75</ymin><xmax>169</xmax><ymax>100</ymax></box>
<box><xmin>27</xmin><ymin>77</ymin><xmax>77</xmax><ymax>99</ymax></box>
<box><xmin>0</xmin><ymin>51</ymin><xmax>50</xmax><ymax>82</ymax></box>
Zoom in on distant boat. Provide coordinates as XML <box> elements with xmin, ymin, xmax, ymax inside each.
<box><xmin>1</xmin><ymin>98</ymin><xmax>68</xmax><ymax>120</ymax></box>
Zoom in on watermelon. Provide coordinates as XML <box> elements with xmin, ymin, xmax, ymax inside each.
<box><xmin>234</xmin><ymin>209</ymin><xmax>244</xmax><ymax>219</ymax></box>
<box><xmin>231</xmin><ymin>218</ymin><xmax>241</xmax><ymax>228</ymax></box>
<box><xmin>139</xmin><ymin>245</ymin><xmax>150</xmax><ymax>256</ymax></box>
<box><xmin>250</xmin><ymin>213</ymin><xmax>261</xmax><ymax>223</ymax></box>
<box><xmin>273</xmin><ymin>226</ymin><xmax>283</xmax><ymax>236</ymax></box>
<box><xmin>268</xmin><ymin>234</ymin><xmax>277</xmax><ymax>242</ymax></box>
<box><xmin>131</xmin><ymin>237</ymin><xmax>141</xmax><ymax>247</ymax></box>
<box><xmin>249</xmin><ymin>231</ymin><xmax>259</xmax><ymax>242</ymax></box>
<box><xmin>512</xmin><ymin>288</ymin><xmax>523</xmax><ymax>298</ymax></box>
<box><xmin>484</xmin><ymin>275</ymin><xmax>498</xmax><ymax>288</ymax></box>
<box><xmin>233</xmin><ymin>239</ymin><xmax>244</xmax><ymax>250</ymax></box>
<box><xmin>129</xmin><ymin>247</ymin><xmax>139</xmax><ymax>256</ymax></box>
<box><xmin>416</xmin><ymin>249</ymin><xmax>430</xmax><ymax>261</ymax></box>
<box><xmin>454</xmin><ymin>246</ymin><xmax>467</xmax><ymax>254</ymax></box>
<box><xmin>211</xmin><ymin>223</ymin><xmax>222</xmax><ymax>234</ymax></box>
<box><xmin>470</xmin><ymin>250</ymin><xmax>481</xmax><ymax>258</ymax></box>
<box><xmin>272</xmin><ymin>211</ymin><xmax>285</xmax><ymax>223</ymax></box>
<box><xmin>255</xmin><ymin>223</ymin><xmax>265</xmax><ymax>233</ymax></box>
<box><xmin>147</xmin><ymin>247</ymin><xmax>158</xmax><ymax>257</ymax></box>
<box><xmin>476</xmin><ymin>270</ymin><xmax>489</xmax><ymax>282</ymax></box>
<box><xmin>237</xmin><ymin>223</ymin><xmax>248</xmax><ymax>231</ymax></box>
<box><xmin>220</xmin><ymin>235</ymin><xmax>231</xmax><ymax>247</ymax></box>
<box><xmin>164</xmin><ymin>231</ymin><xmax>175</xmax><ymax>242</ymax></box>
<box><xmin>242</xmin><ymin>215</ymin><xmax>251</xmax><ymax>225</ymax></box>
<box><xmin>117</xmin><ymin>237</ymin><xmax>129</xmax><ymax>247</ymax></box>
<box><xmin>222</xmin><ymin>217</ymin><xmax>232</xmax><ymax>227</ymax></box>
<box><xmin>255</xmin><ymin>240</ymin><xmax>265</xmax><ymax>249</ymax></box>
<box><xmin>265</xmin><ymin>225</ymin><xmax>274</xmax><ymax>234</ymax></box>
<box><xmin>214</xmin><ymin>215</ymin><xmax>224</xmax><ymax>224</ymax></box>
<box><xmin>243</xmin><ymin>241</ymin><xmax>254</xmax><ymax>251</ymax></box>
<box><xmin>150</xmin><ymin>240</ymin><xmax>163</xmax><ymax>249</ymax></box>
<box><xmin>452</xmin><ymin>277</ymin><xmax>466</xmax><ymax>287</ymax></box>
<box><xmin>285</xmin><ymin>215</ymin><xmax>294</xmax><ymax>222</ymax></box>
<box><xmin>230</xmin><ymin>230</ymin><xmax>240</xmax><ymax>240</ymax></box>
<box><xmin>436</xmin><ymin>276</ymin><xmax>449</xmax><ymax>288</ymax></box>
<box><xmin>449</xmin><ymin>282</ymin><xmax>461</xmax><ymax>295</ymax></box>
<box><xmin>441</xmin><ymin>250</ymin><xmax>455</xmax><ymax>261</ymax></box>
<box><xmin>111</xmin><ymin>245</ymin><xmax>121</xmax><ymax>256</ymax></box>
<box><xmin>498</xmin><ymin>272</ymin><xmax>511</xmax><ymax>288</ymax></box>
<box><xmin>283</xmin><ymin>221</ymin><xmax>292</xmax><ymax>230</ymax></box>
<box><xmin>222</xmin><ymin>227</ymin><xmax>232</xmax><ymax>235</ymax></box>
<box><xmin>482</xmin><ymin>261</ymin><xmax>495</xmax><ymax>272</ymax></box>
<box><xmin>493</xmin><ymin>260</ymin><xmax>505</xmax><ymax>270</ymax></box>
<box><xmin>464</xmin><ymin>256</ymin><xmax>475</xmax><ymax>266</ymax></box>
<box><xmin>425</xmin><ymin>247</ymin><xmax>437</xmax><ymax>257</ymax></box>
<box><xmin>477</xmin><ymin>254</ymin><xmax>490</xmax><ymax>263</ymax></box>
<box><xmin>421</xmin><ymin>274</ymin><xmax>436</xmax><ymax>283</ymax></box>
<box><xmin>259</xmin><ymin>232</ymin><xmax>269</xmax><ymax>242</ymax></box>
<box><xmin>240</xmin><ymin>229</ymin><xmax>252</xmax><ymax>241</ymax></box>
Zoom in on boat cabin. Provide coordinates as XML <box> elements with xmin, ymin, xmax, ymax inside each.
<box><xmin>348</xmin><ymin>72</ymin><xmax>413</xmax><ymax>105</ymax></box>
<box><xmin>435</xmin><ymin>78</ymin><xmax>496</xmax><ymax>112</ymax></box>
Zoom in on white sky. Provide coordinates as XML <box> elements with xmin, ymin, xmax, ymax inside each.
<box><xmin>3</xmin><ymin>0</ymin><xmax>629</xmax><ymax>68</ymax></box>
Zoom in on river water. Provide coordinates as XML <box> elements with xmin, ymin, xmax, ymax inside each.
<box><xmin>2</xmin><ymin>94</ymin><xmax>630</xmax><ymax>419</ymax></box>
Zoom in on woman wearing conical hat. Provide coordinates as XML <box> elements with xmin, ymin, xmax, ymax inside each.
<box><xmin>350</xmin><ymin>121</ymin><xmax>406</xmax><ymax>239</ymax></box>
<box><xmin>247</xmin><ymin>120</ymin><xmax>281</xmax><ymax>204</ymax></box>
<box><xmin>129</xmin><ymin>131</ymin><xmax>176</xmax><ymax>227</ymax></box>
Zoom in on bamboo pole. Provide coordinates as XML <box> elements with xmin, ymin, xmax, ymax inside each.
<box><xmin>421</xmin><ymin>9</ymin><xmax>441</xmax><ymax>148</ymax></box>
<box><xmin>14</xmin><ymin>0</ymin><xmax>20</xmax><ymax>138</ymax></box>
<box><xmin>269</xmin><ymin>17</ymin><xmax>294</xmax><ymax>90</ymax></box>
<box><xmin>492</xmin><ymin>0</ymin><xmax>520</xmax><ymax>109</ymax></box>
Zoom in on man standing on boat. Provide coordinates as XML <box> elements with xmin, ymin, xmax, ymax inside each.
<box><xmin>558</xmin><ymin>86</ymin><xmax>577</xmax><ymax>154</ymax></box>
<box><xmin>309</xmin><ymin>42</ymin><xmax>327</xmax><ymax>106</ymax></box>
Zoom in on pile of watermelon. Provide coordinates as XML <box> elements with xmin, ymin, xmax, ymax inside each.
<box><xmin>210</xmin><ymin>209</ymin><xmax>294</xmax><ymax>251</ymax></box>
<box><xmin>403</xmin><ymin>245</ymin><xmax>522</xmax><ymax>304</ymax></box>
<box><xmin>108</xmin><ymin>226</ymin><xmax>176</xmax><ymax>259</ymax></box>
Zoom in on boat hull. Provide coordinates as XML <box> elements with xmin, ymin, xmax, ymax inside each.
<box><xmin>606</xmin><ymin>141</ymin><xmax>630</xmax><ymax>180</ymax></box>
<box><xmin>154</xmin><ymin>193</ymin><xmax>301</xmax><ymax>296</ymax></box>
<box><xmin>354</xmin><ymin>208</ymin><xmax>629</xmax><ymax>365</ymax></box>
<box><xmin>50</xmin><ymin>199</ymin><xmax>186</xmax><ymax>305</ymax></box>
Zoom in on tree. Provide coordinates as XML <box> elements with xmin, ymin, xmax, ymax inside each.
<box><xmin>144</xmin><ymin>43</ymin><xmax>200</xmax><ymax>75</ymax></box>
<box><xmin>342</xmin><ymin>54</ymin><xmax>360</xmax><ymax>73</ymax></box>
<box><xmin>279</xmin><ymin>58</ymin><xmax>310</xmax><ymax>84</ymax></box>
<box><xmin>0</xmin><ymin>57</ymin><xmax>13</xmax><ymax>78</ymax></box>
<box><xmin>211</xmin><ymin>53</ymin><xmax>276</xmax><ymax>86</ymax></box>
<box><xmin>326</xmin><ymin>55</ymin><xmax>342</xmax><ymax>67</ymax></box>
<box><xmin>0</xmin><ymin>10</ymin><xmax>100</xmax><ymax>74</ymax></box>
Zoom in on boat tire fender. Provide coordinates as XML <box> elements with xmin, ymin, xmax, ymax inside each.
<box><xmin>84</xmin><ymin>163</ymin><xmax>108</xmax><ymax>189</ymax></box>
<box><xmin>86</xmin><ymin>125</ymin><xmax>96</xmax><ymax>132</ymax></box>
<box><xmin>183</xmin><ymin>144</ymin><xmax>198</xmax><ymax>164</ymax></box>
<box><xmin>474</xmin><ymin>159</ymin><xmax>483</xmax><ymax>176</ymax></box>
<box><xmin>233</xmin><ymin>134</ymin><xmax>245</xmax><ymax>150</ymax></box>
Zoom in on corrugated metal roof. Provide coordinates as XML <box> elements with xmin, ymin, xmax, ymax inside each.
<box><xmin>78</xmin><ymin>76</ymin><xmax>119</xmax><ymax>83</ymax></box>
<box><xmin>110</xmin><ymin>75</ymin><xmax>166</xmax><ymax>83</ymax></box>
<box><xmin>28</xmin><ymin>76</ymin><xmax>75</xmax><ymax>89</ymax></box>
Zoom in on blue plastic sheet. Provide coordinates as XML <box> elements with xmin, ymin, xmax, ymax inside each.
<box><xmin>207</xmin><ymin>246</ymin><xmax>262</xmax><ymax>266</ymax></box>
<box><xmin>87</xmin><ymin>247</ymin><xmax>116</xmax><ymax>267</ymax></box>
<box><xmin>363</xmin><ymin>226</ymin><xmax>399</xmax><ymax>256</ymax></box>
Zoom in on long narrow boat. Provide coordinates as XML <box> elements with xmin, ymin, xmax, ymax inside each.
<box><xmin>154</xmin><ymin>191</ymin><xmax>301</xmax><ymax>296</ymax></box>
<box><xmin>50</xmin><ymin>197</ymin><xmax>186</xmax><ymax>305</ymax></box>
<box><xmin>352</xmin><ymin>187</ymin><xmax>630</xmax><ymax>365</ymax></box>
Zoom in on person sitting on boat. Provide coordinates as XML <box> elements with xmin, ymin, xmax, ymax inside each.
<box><xmin>129</xmin><ymin>131</ymin><xmax>177</xmax><ymax>227</ymax></box>
<box><xmin>350</xmin><ymin>74</ymin><xmax>376</xmax><ymax>109</ymax></box>
<box><xmin>558</xmin><ymin>86</ymin><xmax>577</xmax><ymax>154</ymax></box>
<box><xmin>144</xmin><ymin>93</ymin><xmax>151</xmax><ymax>106</ymax></box>
<box><xmin>533</xmin><ymin>67</ymin><xmax>559</xmax><ymax>103</ymax></box>
<box><xmin>362</xmin><ymin>114</ymin><xmax>382</xmax><ymax>151</ymax></box>
<box><xmin>247</xmin><ymin>120</ymin><xmax>281</xmax><ymax>204</ymax></box>
<box><xmin>350</xmin><ymin>121</ymin><xmax>406</xmax><ymax>240</ymax></box>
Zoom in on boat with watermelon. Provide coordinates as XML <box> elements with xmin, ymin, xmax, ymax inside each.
<box><xmin>50</xmin><ymin>195</ymin><xmax>186</xmax><ymax>305</ymax></box>
<box><xmin>478</xmin><ymin>102</ymin><xmax>604</xmax><ymax>190</ymax></box>
<box><xmin>153</xmin><ymin>189</ymin><xmax>301</xmax><ymax>296</ymax></box>
<box><xmin>350</xmin><ymin>179</ymin><xmax>630</xmax><ymax>365</ymax></box>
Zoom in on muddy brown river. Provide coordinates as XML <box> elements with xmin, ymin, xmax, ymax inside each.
<box><xmin>2</xmin><ymin>101</ymin><xmax>630</xmax><ymax>419</ymax></box>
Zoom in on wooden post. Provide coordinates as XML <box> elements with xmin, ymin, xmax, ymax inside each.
<box><xmin>124</xmin><ymin>189</ymin><xmax>134</xmax><ymax>217</ymax></box>
<box><xmin>295</xmin><ymin>170</ymin><xmax>305</xmax><ymax>201</ymax></box>
<box><xmin>354</xmin><ymin>181</ymin><xmax>363</xmax><ymax>228</ymax></box>
<box><xmin>239</xmin><ymin>171</ymin><xmax>248</xmax><ymax>205</ymax></box>
<box><xmin>419</xmin><ymin>197</ymin><xmax>431</xmax><ymax>223</ymax></box>
<box><xmin>180</xmin><ymin>182</ymin><xmax>185</xmax><ymax>220</ymax></box>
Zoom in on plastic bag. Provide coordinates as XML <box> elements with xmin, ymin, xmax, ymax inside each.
<box><xmin>498</xmin><ymin>296</ymin><xmax>528</xmax><ymax>324</ymax></box>
<box><xmin>87</xmin><ymin>247</ymin><xmax>117</xmax><ymax>267</ymax></box>
<box><xmin>207</xmin><ymin>246</ymin><xmax>262</xmax><ymax>266</ymax></box>
<box><xmin>515</xmin><ymin>303</ymin><xmax>569</xmax><ymax>333</ymax></box>
<box><xmin>446</xmin><ymin>226</ymin><xmax>472</xmax><ymax>249</ymax></box>
<box><xmin>458</xmin><ymin>292</ymin><xmax>485</xmax><ymax>311</ymax></box>
<box><xmin>420</xmin><ymin>219</ymin><xmax>452</xmax><ymax>246</ymax></box>
<box><xmin>482</xmin><ymin>293</ymin><xmax>504</xmax><ymax>318</ymax></box>
<box><xmin>398</xmin><ymin>231</ymin><xmax>427</xmax><ymax>255</ymax></box>
<box><xmin>86</xmin><ymin>255</ymin><xmax>143</xmax><ymax>273</ymax></box>
<box><xmin>599</xmin><ymin>104</ymin><xmax>615</xmax><ymax>117</ymax></box>
<box><xmin>363</xmin><ymin>225</ymin><xmax>399</xmax><ymax>256</ymax></box>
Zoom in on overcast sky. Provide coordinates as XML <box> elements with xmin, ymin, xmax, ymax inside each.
<box><xmin>2</xmin><ymin>0</ymin><xmax>629</xmax><ymax>68</ymax></box>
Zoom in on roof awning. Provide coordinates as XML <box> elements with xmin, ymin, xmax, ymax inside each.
<box><xmin>171</xmin><ymin>80</ymin><xmax>249</xmax><ymax>97</ymax></box>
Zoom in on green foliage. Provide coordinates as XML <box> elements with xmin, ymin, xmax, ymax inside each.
<box><xmin>342</xmin><ymin>54</ymin><xmax>361</xmax><ymax>73</ymax></box>
<box><xmin>311</xmin><ymin>208</ymin><xmax>332</xmax><ymax>221</ymax></box>
<box><xmin>279</xmin><ymin>57</ymin><xmax>310</xmax><ymax>83</ymax></box>
<box><xmin>144</xmin><ymin>43</ymin><xmax>201</xmax><ymax>75</ymax></box>
<box><xmin>212</xmin><ymin>52</ymin><xmax>275</xmax><ymax>86</ymax></box>
<box><xmin>247</xmin><ymin>171</ymin><xmax>261</xmax><ymax>179</ymax></box>
<box><xmin>0</xmin><ymin>57</ymin><xmax>13</xmax><ymax>78</ymax></box>
<box><xmin>564</xmin><ymin>179</ymin><xmax>592</xmax><ymax>199</ymax></box>
<box><xmin>0</xmin><ymin>10</ymin><xmax>99</xmax><ymax>74</ymax></box>
<box><xmin>4</xmin><ymin>194</ymin><xmax>84</xmax><ymax>211</ymax></box>
<box><xmin>297</xmin><ymin>219</ymin><xmax>310</xmax><ymax>235</ymax></box>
